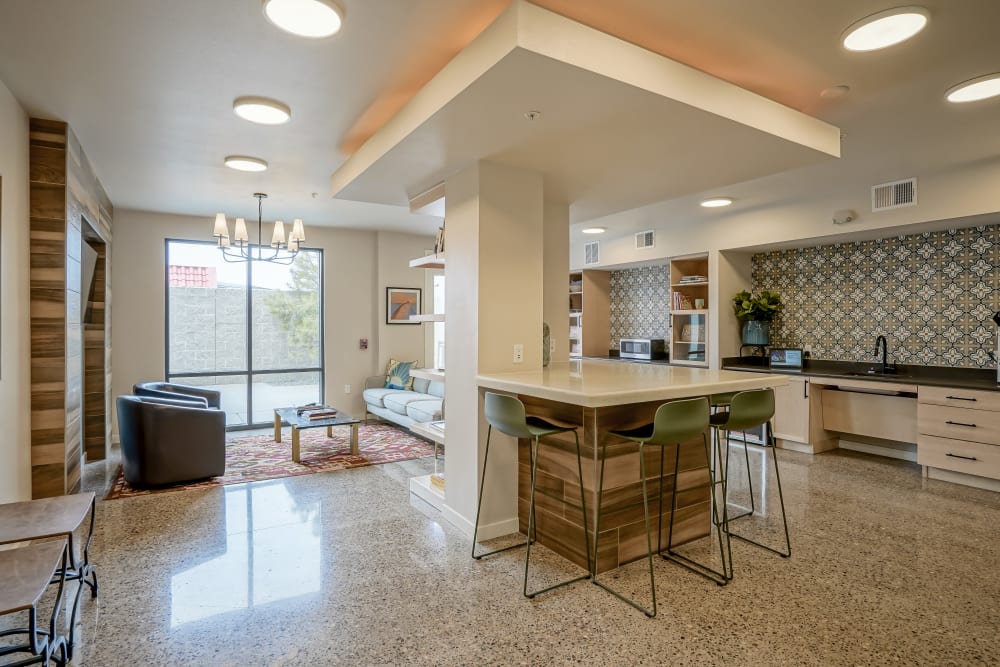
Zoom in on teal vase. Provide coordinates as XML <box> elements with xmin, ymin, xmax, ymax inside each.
<box><xmin>741</xmin><ymin>321</ymin><xmax>770</xmax><ymax>346</ymax></box>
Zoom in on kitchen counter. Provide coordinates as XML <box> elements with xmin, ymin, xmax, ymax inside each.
<box><xmin>581</xmin><ymin>354</ymin><xmax>671</xmax><ymax>365</ymax></box>
<box><xmin>721</xmin><ymin>357</ymin><xmax>999</xmax><ymax>392</ymax></box>
<box><xmin>478</xmin><ymin>359</ymin><xmax>788</xmax><ymax>408</ymax></box>
<box><xmin>477</xmin><ymin>359</ymin><xmax>788</xmax><ymax>573</ymax></box>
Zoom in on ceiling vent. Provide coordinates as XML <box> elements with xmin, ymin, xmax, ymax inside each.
<box><xmin>584</xmin><ymin>241</ymin><xmax>600</xmax><ymax>265</ymax></box>
<box><xmin>635</xmin><ymin>230</ymin><xmax>655</xmax><ymax>249</ymax></box>
<box><xmin>872</xmin><ymin>178</ymin><xmax>917</xmax><ymax>212</ymax></box>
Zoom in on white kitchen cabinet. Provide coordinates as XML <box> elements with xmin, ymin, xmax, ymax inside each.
<box><xmin>773</xmin><ymin>377</ymin><xmax>811</xmax><ymax>445</ymax></box>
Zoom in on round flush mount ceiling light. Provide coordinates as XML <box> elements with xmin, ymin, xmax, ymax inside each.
<box><xmin>945</xmin><ymin>73</ymin><xmax>1000</xmax><ymax>103</ymax></box>
<box><xmin>700</xmin><ymin>197</ymin><xmax>734</xmax><ymax>208</ymax></box>
<box><xmin>233</xmin><ymin>96</ymin><xmax>291</xmax><ymax>125</ymax></box>
<box><xmin>262</xmin><ymin>0</ymin><xmax>344</xmax><ymax>38</ymax></box>
<box><xmin>581</xmin><ymin>227</ymin><xmax>606</xmax><ymax>234</ymax></box>
<box><xmin>841</xmin><ymin>6</ymin><xmax>929</xmax><ymax>52</ymax></box>
<box><xmin>224</xmin><ymin>155</ymin><xmax>269</xmax><ymax>172</ymax></box>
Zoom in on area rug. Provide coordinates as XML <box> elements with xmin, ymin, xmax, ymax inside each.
<box><xmin>106</xmin><ymin>423</ymin><xmax>434</xmax><ymax>499</ymax></box>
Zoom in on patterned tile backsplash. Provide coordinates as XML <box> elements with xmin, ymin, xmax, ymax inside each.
<box><xmin>751</xmin><ymin>225</ymin><xmax>998</xmax><ymax>368</ymax></box>
<box><xmin>609</xmin><ymin>264</ymin><xmax>671</xmax><ymax>349</ymax></box>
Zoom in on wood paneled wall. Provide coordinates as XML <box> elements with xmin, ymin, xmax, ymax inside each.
<box><xmin>28</xmin><ymin>119</ymin><xmax>113</xmax><ymax>498</ymax></box>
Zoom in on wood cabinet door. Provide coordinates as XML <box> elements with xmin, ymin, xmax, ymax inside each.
<box><xmin>773</xmin><ymin>378</ymin><xmax>810</xmax><ymax>444</ymax></box>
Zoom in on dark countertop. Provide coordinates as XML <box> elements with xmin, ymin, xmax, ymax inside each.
<box><xmin>721</xmin><ymin>357</ymin><xmax>1000</xmax><ymax>393</ymax></box>
<box><xmin>584</xmin><ymin>354</ymin><xmax>672</xmax><ymax>366</ymax></box>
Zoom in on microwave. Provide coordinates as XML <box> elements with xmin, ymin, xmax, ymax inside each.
<box><xmin>619</xmin><ymin>338</ymin><xmax>667</xmax><ymax>360</ymax></box>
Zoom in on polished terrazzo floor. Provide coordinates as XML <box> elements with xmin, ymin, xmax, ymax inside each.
<box><xmin>8</xmin><ymin>443</ymin><xmax>1000</xmax><ymax>666</ymax></box>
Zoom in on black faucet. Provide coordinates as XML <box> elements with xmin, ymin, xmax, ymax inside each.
<box><xmin>874</xmin><ymin>335</ymin><xmax>891</xmax><ymax>373</ymax></box>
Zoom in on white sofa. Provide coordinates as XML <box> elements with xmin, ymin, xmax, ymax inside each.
<box><xmin>363</xmin><ymin>376</ymin><xmax>444</xmax><ymax>429</ymax></box>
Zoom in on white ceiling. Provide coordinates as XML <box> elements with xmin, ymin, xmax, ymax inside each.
<box><xmin>0</xmin><ymin>0</ymin><xmax>999</xmax><ymax>232</ymax></box>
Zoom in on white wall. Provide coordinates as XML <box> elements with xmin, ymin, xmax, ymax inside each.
<box><xmin>111</xmin><ymin>209</ymin><xmax>430</xmax><ymax>435</ymax></box>
<box><xmin>0</xmin><ymin>79</ymin><xmax>30</xmax><ymax>501</ymax></box>
<box><xmin>375</xmin><ymin>231</ymin><xmax>434</xmax><ymax>370</ymax></box>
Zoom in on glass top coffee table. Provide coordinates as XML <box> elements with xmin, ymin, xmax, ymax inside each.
<box><xmin>273</xmin><ymin>407</ymin><xmax>362</xmax><ymax>462</ymax></box>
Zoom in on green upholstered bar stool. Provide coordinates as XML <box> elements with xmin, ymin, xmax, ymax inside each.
<box><xmin>592</xmin><ymin>397</ymin><xmax>726</xmax><ymax>617</ymax></box>
<box><xmin>711</xmin><ymin>388</ymin><xmax>791</xmax><ymax>568</ymax></box>
<box><xmin>471</xmin><ymin>392</ymin><xmax>592</xmax><ymax>599</ymax></box>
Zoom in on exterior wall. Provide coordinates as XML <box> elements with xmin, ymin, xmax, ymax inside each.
<box><xmin>751</xmin><ymin>224</ymin><xmax>998</xmax><ymax>368</ymax></box>
<box><xmin>0</xmin><ymin>78</ymin><xmax>31</xmax><ymax>502</ymax></box>
<box><xmin>608</xmin><ymin>264</ymin><xmax>670</xmax><ymax>349</ymax></box>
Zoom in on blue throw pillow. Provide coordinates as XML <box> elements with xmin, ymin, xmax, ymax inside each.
<box><xmin>384</xmin><ymin>359</ymin><xmax>416</xmax><ymax>390</ymax></box>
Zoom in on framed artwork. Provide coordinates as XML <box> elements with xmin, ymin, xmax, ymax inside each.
<box><xmin>386</xmin><ymin>287</ymin><xmax>421</xmax><ymax>324</ymax></box>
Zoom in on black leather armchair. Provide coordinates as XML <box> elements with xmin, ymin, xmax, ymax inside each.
<box><xmin>133</xmin><ymin>381</ymin><xmax>221</xmax><ymax>409</ymax></box>
<box><xmin>116</xmin><ymin>395</ymin><xmax>226</xmax><ymax>487</ymax></box>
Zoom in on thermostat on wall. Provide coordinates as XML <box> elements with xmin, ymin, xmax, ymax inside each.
<box><xmin>769</xmin><ymin>348</ymin><xmax>803</xmax><ymax>369</ymax></box>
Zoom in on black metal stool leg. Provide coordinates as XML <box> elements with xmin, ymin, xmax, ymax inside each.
<box><xmin>728</xmin><ymin>421</ymin><xmax>791</xmax><ymax>558</ymax></box>
<box><xmin>473</xmin><ymin>425</ymin><xmax>532</xmax><ymax>560</ymax></box>
<box><xmin>725</xmin><ymin>430</ymin><xmax>756</xmax><ymax>523</ymax></box>
<box><xmin>572</xmin><ymin>430</ymin><xmax>593</xmax><ymax>577</ymax></box>
<box><xmin>524</xmin><ymin>432</ymin><xmax>591</xmax><ymax>598</ymax></box>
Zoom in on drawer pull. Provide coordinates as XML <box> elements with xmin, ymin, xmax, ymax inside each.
<box><xmin>946</xmin><ymin>453</ymin><xmax>978</xmax><ymax>462</ymax></box>
<box><xmin>945</xmin><ymin>420</ymin><xmax>977</xmax><ymax>428</ymax></box>
<box><xmin>945</xmin><ymin>395</ymin><xmax>977</xmax><ymax>402</ymax></box>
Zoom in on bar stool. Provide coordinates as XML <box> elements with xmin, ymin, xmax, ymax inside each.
<box><xmin>711</xmin><ymin>388</ymin><xmax>791</xmax><ymax>563</ymax></box>
<box><xmin>471</xmin><ymin>392</ymin><xmax>592</xmax><ymax>599</ymax></box>
<box><xmin>592</xmin><ymin>397</ymin><xmax>724</xmax><ymax>617</ymax></box>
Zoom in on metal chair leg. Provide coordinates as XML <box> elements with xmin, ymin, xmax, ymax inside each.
<box><xmin>572</xmin><ymin>430</ymin><xmax>593</xmax><ymax>577</ymax></box>
<box><xmin>661</xmin><ymin>434</ymin><xmax>731</xmax><ymax>585</ymax></box>
<box><xmin>592</xmin><ymin>438</ymin><xmax>655</xmax><ymax>616</ymax></box>
<box><xmin>524</xmin><ymin>433</ymin><xmax>591</xmax><ymax>598</ymax></box>
<box><xmin>472</xmin><ymin>425</ymin><xmax>532</xmax><ymax>560</ymax></box>
<box><xmin>725</xmin><ymin>430</ymin><xmax>755</xmax><ymax>523</ymax></box>
<box><xmin>728</xmin><ymin>421</ymin><xmax>791</xmax><ymax>558</ymax></box>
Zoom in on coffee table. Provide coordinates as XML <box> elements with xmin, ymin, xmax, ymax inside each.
<box><xmin>273</xmin><ymin>407</ymin><xmax>362</xmax><ymax>462</ymax></box>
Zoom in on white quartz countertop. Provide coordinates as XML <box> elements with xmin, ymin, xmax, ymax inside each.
<box><xmin>477</xmin><ymin>360</ymin><xmax>788</xmax><ymax>408</ymax></box>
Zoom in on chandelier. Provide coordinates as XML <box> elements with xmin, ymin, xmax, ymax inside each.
<box><xmin>212</xmin><ymin>193</ymin><xmax>305</xmax><ymax>264</ymax></box>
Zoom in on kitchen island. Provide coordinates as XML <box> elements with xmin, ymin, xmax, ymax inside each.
<box><xmin>477</xmin><ymin>360</ymin><xmax>787</xmax><ymax>573</ymax></box>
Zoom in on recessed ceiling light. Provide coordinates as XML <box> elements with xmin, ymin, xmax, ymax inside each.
<box><xmin>262</xmin><ymin>0</ymin><xmax>344</xmax><ymax>38</ymax></box>
<box><xmin>842</xmin><ymin>6</ymin><xmax>929</xmax><ymax>52</ymax></box>
<box><xmin>700</xmin><ymin>197</ymin><xmax>733</xmax><ymax>208</ymax></box>
<box><xmin>581</xmin><ymin>227</ymin><xmax>606</xmax><ymax>234</ymax></box>
<box><xmin>945</xmin><ymin>73</ymin><xmax>1000</xmax><ymax>103</ymax></box>
<box><xmin>224</xmin><ymin>155</ymin><xmax>268</xmax><ymax>172</ymax></box>
<box><xmin>233</xmin><ymin>96</ymin><xmax>291</xmax><ymax>125</ymax></box>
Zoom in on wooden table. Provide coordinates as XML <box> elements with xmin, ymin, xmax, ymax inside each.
<box><xmin>477</xmin><ymin>360</ymin><xmax>787</xmax><ymax>574</ymax></box>
<box><xmin>273</xmin><ymin>407</ymin><xmax>361</xmax><ymax>462</ymax></box>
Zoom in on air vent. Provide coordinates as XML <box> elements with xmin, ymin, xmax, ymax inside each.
<box><xmin>584</xmin><ymin>241</ymin><xmax>599</xmax><ymax>265</ymax></box>
<box><xmin>872</xmin><ymin>178</ymin><xmax>917</xmax><ymax>212</ymax></box>
<box><xmin>635</xmin><ymin>230</ymin><xmax>655</xmax><ymax>249</ymax></box>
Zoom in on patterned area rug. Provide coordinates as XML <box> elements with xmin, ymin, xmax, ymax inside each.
<box><xmin>106</xmin><ymin>423</ymin><xmax>434</xmax><ymax>499</ymax></box>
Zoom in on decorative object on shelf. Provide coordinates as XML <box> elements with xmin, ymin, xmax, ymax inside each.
<box><xmin>732</xmin><ymin>289</ymin><xmax>783</xmax><ymax>346</ymax></box>
<box><xmin>386</xmin><ymin>287</ymin><xmax>422</xmax><ymax>324</ymax></box>
<box><xmin>433</xmin><ymin>220</ymin><xmax>446</xmax><ymax>256</ymax></box>
<box><xmin>543</xmin><ymin>322</ymin><xmax>551</xmax><ymax>367</ymax></box>
<box><xmin>681</xmin><ymin>323</ymin><xmax>705</xmax><ymax>343</ymax></box>
<box><xmin>212</xmin><ymin>193</ymin><xmax>305</xmax><ymax>264</ymax></box>
<box><xmin>694</xmin><ymin>298</ymin><xmax>706</xmax><ymax>309</ymax></box>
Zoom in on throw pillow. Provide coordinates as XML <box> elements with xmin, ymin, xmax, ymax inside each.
<box><xmin>384</xmin><ymin>359</ymin><xmax>416</xmax><ymax>390</ymax></box>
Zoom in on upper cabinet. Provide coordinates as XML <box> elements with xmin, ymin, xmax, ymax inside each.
<box><xmin>669</xmin><ymin>254</ymin><xmax>709</xmax><ymax>367</ymax></box>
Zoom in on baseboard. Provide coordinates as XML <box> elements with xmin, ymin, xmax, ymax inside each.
<box><xmin>776</xmin><ymin>439</ymin><xmax>813</xmax><ymax>454</ymax></box>
<box><xmin>442</xmin><ymin>504</ymin><xmax>519</xmax><ymax>541</ymax></box>
<box><xmin>927</xmin><ymin>467</ymin><xmax>1000</xmax><ymax>492</ymax></box>
<box><xmin>839</xmin><ymin>438</ymin><xmax>917</xmax><ymax>463</ymax></box>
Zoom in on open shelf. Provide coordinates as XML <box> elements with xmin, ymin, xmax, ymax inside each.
<box><xmin>409</xmin><ymin>313</ymin><xmax>445</xmax><ymax>322</ymax></box>
<box><xmin>409</xmin><ymin>474</ymin><xmax>445</xmax><ymax>509</ymax></box>
<box><xmin>670</xmin><ymin>281</ymin><xmax>708</xmax><ymax>287</ymax></box>
<box><xmin>671</xmin><ymin>309</ymin><xmax>708</xmax><ymax>316</ymax></box>
<box><xmin>408</xmin><ymin>254</ymin><xmax>446</xmax><ymax>270</ymax></box>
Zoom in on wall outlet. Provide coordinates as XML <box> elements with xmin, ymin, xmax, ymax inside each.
<box><xmin>344</xmin><ymin>384</ymin><xmax>351</xmax><ymax>393</ymax></box>
<box><xmin>513</xmin><ymin>343</ymin><xmax>524</xmax><ymax>363</ymax></box>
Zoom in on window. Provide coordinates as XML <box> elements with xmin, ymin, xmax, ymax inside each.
<box><xmin>165</xmin><ymin>240</ymin><xmax>323</xmax><ymax>427</ymax></box>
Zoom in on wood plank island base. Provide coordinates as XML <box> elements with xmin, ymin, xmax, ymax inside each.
<box><xmin>477</xmin><ymin>360</ymin><xmax>787</xmax><ymax>574</ymax></box>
